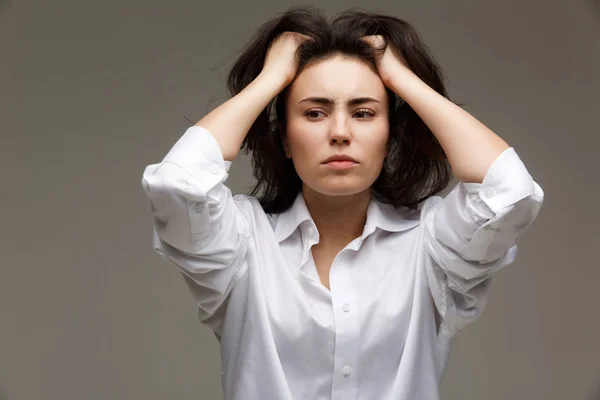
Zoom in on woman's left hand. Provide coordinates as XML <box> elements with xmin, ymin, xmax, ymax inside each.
<box><xmin>361</xmin><ymin>35</ymin><xmax>411</xmax><ymax>87</ymax></box>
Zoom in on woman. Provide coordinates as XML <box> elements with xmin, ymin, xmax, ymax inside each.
<box><xmin>141</xmin><ymin>6</ymin><xmax>544</xmax><ymax>400</ymax></box>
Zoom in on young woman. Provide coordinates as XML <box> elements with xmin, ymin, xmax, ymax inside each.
<box><xmin>141</xmin><ymin>6</ymin><xmax>544</xmax><ymax>400</ymax></box>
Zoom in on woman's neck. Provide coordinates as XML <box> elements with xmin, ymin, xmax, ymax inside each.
<box><xmin>301</xmin><ymin>186</ymin><xmax>371</xmax><ymax>248</ymax></box>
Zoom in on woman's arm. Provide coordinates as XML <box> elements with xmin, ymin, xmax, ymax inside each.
<box><xmin>386</xmin><ymin>68</ymin><xmax>510</xmax><ymax>183</ymax></box>
<box><xmin>362</xmin><ymin>36</ymin><xmax>544</xmax><ymax>336</ymax></box>
<box><xmin>362</xmin><ymin>34</ymin><xmax>510</xmax><ymax>183</ymax></box>
<box><xmin>195</xmin><ymin>73</ymin><xmax>285</xmax><ymax>161</ymax></box>
<box><xmin>196</xmin><ymin>31</ymin><xmax>312</xmax><ymax>162</ymax></box>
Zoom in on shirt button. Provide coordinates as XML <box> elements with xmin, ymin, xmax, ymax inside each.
<box><xmin>342</xmin><ymin>303</ymin><xmax>351</xmax><ymax>313</ymax></box>
<box><xmin>193</xmin><ymin>202</ymin><xmax>205</xmax><ymax>213</ymax></box>
<box><xmin>211</xmin><ymin>163</ymin><xmax>220</xmax><ymax>175</ymax></box>
<box><xmin>342</xmin><ymin>365</ymin><xmax>352</xmax><ymax>376</ymax></box>
<box><xmin>483</xmin><ymin>187</ymin><xmax>494</xmax><ymax>197</ymax></box>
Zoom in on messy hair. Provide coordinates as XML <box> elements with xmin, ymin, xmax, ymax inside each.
<box><xmin>227</xmin><ymin>6</ymin><xmax>453</xmax><ymax>214</ymax></box>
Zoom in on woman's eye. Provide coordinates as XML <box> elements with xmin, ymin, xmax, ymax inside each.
<box><xmin>305</xmin><ymin>110</ymin><xmax>325</xmax><ymax>119</ymax></box>
<box><xmin>354</xmin><ymin>110</ymin><xmax>375</xmax><ymax>118</ymax></box>
<box><xmin>304</xmin><ymin>110</ymin><xmax>324</xmax><ymax>118</ymax></box>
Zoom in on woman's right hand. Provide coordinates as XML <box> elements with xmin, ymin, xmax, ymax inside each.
<box><xmin>260</xmin><ymin>31</ymin><xmax>313</xmax><ymax>87</ymax></box>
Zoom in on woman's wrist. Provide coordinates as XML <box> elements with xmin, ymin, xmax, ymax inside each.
<box><xmin>254</xmin><ymin>72</ymin><xmax>289</xmax><ymax>96</ymax></box>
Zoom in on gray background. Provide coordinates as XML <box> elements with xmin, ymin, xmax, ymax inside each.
<box><xmin>3</xmin><ymin>0</ymin><xmax>599</xmax><ymax>399</ymax></box>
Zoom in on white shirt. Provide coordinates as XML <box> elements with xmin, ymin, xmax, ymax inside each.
<box><xmin>141</xmin><ymin>126</ymin><xmax>544</xmax><ymax>400</ymax></box>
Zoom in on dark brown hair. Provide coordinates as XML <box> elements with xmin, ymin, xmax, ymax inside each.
<box><xmin>227</xmin><ymin>6</ymin><xmax>453</xmax><ymax>214</ymax></box>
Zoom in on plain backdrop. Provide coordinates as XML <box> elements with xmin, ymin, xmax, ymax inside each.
<box><xmin>3</xmin><ymin>0</ymin><xmax>600</xmax><ymax>399</ymax></box>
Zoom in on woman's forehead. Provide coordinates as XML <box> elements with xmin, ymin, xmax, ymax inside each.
<box><xmin>288</xmin><ymin>56</ymin><xmax>386</xmax><ymax>104</ymax></box>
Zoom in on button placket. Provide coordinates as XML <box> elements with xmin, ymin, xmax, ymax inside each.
<box><xmin>329</xmin><ymin>251</ymin><xmax>359</xmax><ymax>399</ymax></box>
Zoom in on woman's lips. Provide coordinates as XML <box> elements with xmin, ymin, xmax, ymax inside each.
<box><xmin>324</xmin><ymin>160</ymin><xmax>358</xmax><ymax>170</ymax></box>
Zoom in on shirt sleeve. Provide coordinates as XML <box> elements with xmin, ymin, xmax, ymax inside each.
<box><xmin>140</xmin><ymin>126</ymin><xmax>251</xmax><ymax>331</ymax></box>
<box><xmin>422</xmin><ymin>147</ymin><xmax>544</xmax><ymax>336</ymax></box>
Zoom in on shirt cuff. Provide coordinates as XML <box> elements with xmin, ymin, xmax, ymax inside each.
<box><xmin>159</xmin><ymin>125</ymin><xmax>232</xmax><ymax>196</ymax></box>
<box><xmin>462</xmin><ymin>147</ymin><xmax>535</xmax><ymax>212</ymax></box>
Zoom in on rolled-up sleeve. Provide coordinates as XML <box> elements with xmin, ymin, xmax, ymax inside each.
<box><xmin>141</xmin><ymin>126</ymin><xmax>251</xmax><ymax>330</ymax></box>
<box><xmin>423</xmin><ymin>147</ymin><xmax>544</xmax><ymax>335</ymax></box>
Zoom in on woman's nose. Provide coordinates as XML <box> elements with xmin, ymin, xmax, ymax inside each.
<box><xmin>329</xmin><ymin>116</ymin><xmax>351</xmax><ymax>144</ymax></box>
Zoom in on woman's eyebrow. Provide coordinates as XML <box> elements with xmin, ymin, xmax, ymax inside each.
<box><xmin>298</xmin><ymin>97</ymin><xmax>380</xmax><ymax>105</ymax></box>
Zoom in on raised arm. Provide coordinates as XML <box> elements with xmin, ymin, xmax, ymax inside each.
<box><xmin>197</xmin><ymin>31</ymin><xmax>312</xmax><ymax>161</ymax></box>
<box><xmin>140</xmin><ymin>32</ymin><xmax>310</xmax><ymax>331</ymax></box>
<box><xmin>363</xmin><ymin>35</ymin><xmax>544</xmax><ymax>335</ymax></box>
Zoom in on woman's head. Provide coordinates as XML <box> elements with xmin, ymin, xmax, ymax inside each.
<box><xmin>282</xmin><ymin>54</ymin><xmax>390</xmax><ymax>199</ymax></box>
<box><xmin>227</xmin><ymin>6</ymin><xmax>453</xmax><ymax>213</ymax></box>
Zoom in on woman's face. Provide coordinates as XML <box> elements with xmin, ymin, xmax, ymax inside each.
<box><xmin>283</xmin><ymin>54</ymin><xmax>390</xmax><ymax>197</ymax></box>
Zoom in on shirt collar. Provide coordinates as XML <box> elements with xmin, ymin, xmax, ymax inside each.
<box><xmin>272</xmin><ymin>191</ymin><xmax>421</xmax><ymax>246</ymax></box>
